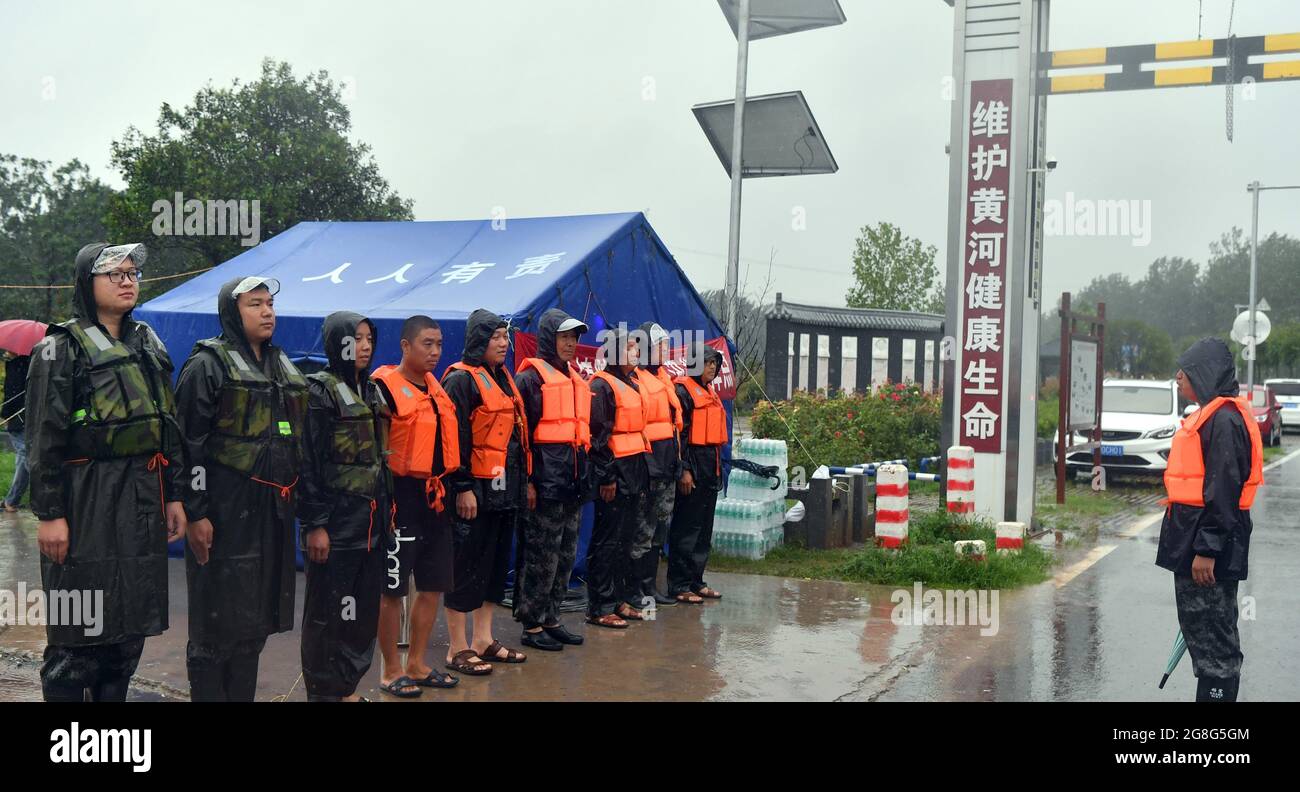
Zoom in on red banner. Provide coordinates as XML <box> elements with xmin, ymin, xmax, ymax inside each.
<box><xmin>514</xmin><ymin>332</ymin><xmax>736</xmax><ymax>400</ymax></box>
<box><xmin>958</xmin><ymin>78</ymin><xmax>1012</xmax><ymax>453</ymax></box>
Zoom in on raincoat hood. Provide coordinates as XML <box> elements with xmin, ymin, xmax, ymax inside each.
<box><xmin>462</xmin><ymin>308</ymin><xmax>507</xmax><ymax>367</ymax></box>
<box><xmin>216</xmin><ymin>275</ymin><xmax>273</xmax><ymax>358</ymax></box>
<box><xmin>685</xmin><ymin>342</ymin><xmax>722</xmax><ymax>386</ymax></box>
<box><xmin>1177</xmin><ymin>337</ymin><xmax>1238</xmax><ymax>404</ymax></box>
<box><xmin>638</xmin><ymin>321</ymin><xmax>668</xmax><ymax>371</ymax></box>
<box><xmin>537</xmin><ymin>308</ymin><xmax>580</xmax><ymax>370</ymax></box>
<box><xmin>601</xmin><ymin>325</ymin><xmax>636</xmax><ymax>369</ymax></box>
<box><xmin>321</xmin><ymin>310</ymin><xmax>374</xmax><ymax>387</ymax></box>
<box><xmin>70</xmin><ymin>240</ymin><xmax>155</xmax><ymax>330</ymax></box>
<box><xmin>71</xmin><ymin>242</ymin><xmax>111</xmax><ymax>321</ymax></box>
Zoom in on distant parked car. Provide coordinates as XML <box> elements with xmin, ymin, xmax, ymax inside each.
<box><xmin>1264</xmin><ymin>378</ymin><xmax>1300</xmax><ymax>433</ymax></box>
<box><xmin>1055</xmin><ymin>378</ymin><xmax>1187</xmax><ymax>474</ymax></box>
<box><xmin>1240</xmin><ymin>384</ymin><xmax>1283</xmax><ymax>447</ymax></box>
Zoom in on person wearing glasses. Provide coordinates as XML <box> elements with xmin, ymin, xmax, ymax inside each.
<box><xmin>175</xmin><ymin>275</ymin><xmax>308</xmax><ymax>701</ymax></box>
<box><xmin>24</xmin><ymin>242</ymin><xmax>187</xmax><ymax>701</ymax></box>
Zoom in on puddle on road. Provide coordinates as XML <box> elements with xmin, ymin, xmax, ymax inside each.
<box><xmin>0</xmin><ymin>657</ymin><xmax>42</xmax><ymax>702</ymax></box>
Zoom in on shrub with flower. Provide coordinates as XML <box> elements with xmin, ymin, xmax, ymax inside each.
<box><xmin>750</xmin><ymin>381</ymin><xmax>941</xmax><ymax>474</ymax></box>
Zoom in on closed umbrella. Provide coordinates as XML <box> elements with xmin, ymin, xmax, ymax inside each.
<box><xmin>1158</xmin><ymin>630</ymin><xmax>1187</xmax><ymax>689</ymax></box>
<box><xmin>0</xmin><ymin>319</ymin><xmax>49</xmax><ymax>356</ymax></box>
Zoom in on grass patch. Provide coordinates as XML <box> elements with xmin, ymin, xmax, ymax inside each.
<box><xmin>0</xmin><ymin>448</ymin><xmax>13</xmax><ymax>501</ymax></box>
<box><xmin>710</xmin><ymin>510</ymin><xmax>1055</xmax><ymax>589</ymax></box>
<box><xmin>909</xmin><ymin>479</ymin><xmax>940</xmax><ymax>495</ymax></box>
<box><xmin>1033</xmin><ymin>483</ymin><xmax>1129</xmax><ymax>536</ymax></box>
<box><xmin>1263</xmin><ymin>444</ymin><xmax>1287</xmax><ymax>464</ymax></box>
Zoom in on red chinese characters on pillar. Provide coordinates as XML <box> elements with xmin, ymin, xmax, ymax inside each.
<box><xmin>958</xmin><ymin>79</ymin><xmax>1012</xmax><ymax>453</ymax></box>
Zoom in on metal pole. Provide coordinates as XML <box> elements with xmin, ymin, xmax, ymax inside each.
<box><xmin>1056</xmin><ymin>292</ymin><xmax>1070</xmax><ymax>505</ymax></box>
<box><xmin>1093</xmin><ymin>302</ymin><xmax>1106</xmax><ymax>478</ymax></box>
<box><xmin>1247</xmin><ymin>180</ymin><xmax>1260</xmax><ymax>393</ymax></box>
<box><xmin>725</xmin><ymin>0</ymin><xmax>750</xmax><ymax>343</ymax></box>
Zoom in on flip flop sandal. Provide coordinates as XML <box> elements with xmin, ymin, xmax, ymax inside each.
<box><xmin>379</xmin><ymin>676</ymin><xmax>423</xmax><ymax>698</ymax></box>
<box><xmin>675</xmin><ymin>592</ymin><xmax>704</xmax><ymax>604</ymax></box>
<box><xmin>414</xmin><ymin>670</ymin><xmax>459</xmax><ymax>688</ymax></box>
<box><xmin>616</xmin><ymin>606</ymin><xmax>645</xmax><ymax>621</ymax></box>
<box><xmin>696</xmin><ymin>588</ymin><xmax>722</xmax><ymax>599</ymax></box>
<box><xmin>586</xmin><ymin>613</ymin><xmax>629</xmax><ymax>629</ymax></box>
<box><xmin>480</xmin><ymin>640</ymin><xmax>526</xmax><ymax>663</ymax></box>
<box><xmin>446</xmin><ymin>649</ymin><xmax>493</xmax><ymax>676</ymax></box>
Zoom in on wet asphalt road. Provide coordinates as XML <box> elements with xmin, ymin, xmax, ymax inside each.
<box><xmin>2</xmin><ymin>438</ymin><xmax>1297</xmax><ymax>702</ymax></box>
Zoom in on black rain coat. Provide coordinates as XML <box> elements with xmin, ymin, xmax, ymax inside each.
<box><xmin>514</xmin><ymin>308</ymin><xmax>592</xmax><ymax>503</ymax></box>
<box><xmin>442</xmin><ymin>309</ymin><xmax>528</xmax><ymax>512</ymax></box>
<box><xmin>175</xmin><ymin>276</ymin><xmax>301</xmax><ymax>644</ymax></box>
<box><xmin>636</xmin><ymin>321</ymin><xmax>682</xmax><ymax>483</ymax></box>
<box><xmin>675</xmin><ymin>345</ymin><xmax>725</xmax><ymax>492</ymax></box>
<box><xmin>1156</xmin><ymin>337</ymin><xmax>1254</xmax><ymax>580</ymax></box>
<box><xmin>25</xmin><ymin>242</ymin><xmax>186</xmax><ymax>646</ymax></box>
<box><xmin>298</xmin><ymin>311</ymin><xmax>392</xmax><ymax>551</ymax></box>
<box><xmin>590</xmin><ymin>366</ymin><xmax>650</xmax><ymax>497</ymax></box>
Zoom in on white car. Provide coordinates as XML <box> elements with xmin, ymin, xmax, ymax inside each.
<box><xmin>1264</xmin><ymin>378</ymin><xmax>1300</xmax><ymax>431</ymax></box>
<box><xmin>1055</xmin><ymin>378</ymin><xmax>1188</xmax><ymax>474</ymax></box>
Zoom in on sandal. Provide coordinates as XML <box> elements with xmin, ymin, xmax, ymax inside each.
<box><xmin>379</xmin><ymin>676</ymin><xmax>423</xmax><ymax>698</ymax></box>
<box><xmin>616</xmin><ymin>604</ymin><xmax>644</xmax><ymax>621</ymax></box>
<box><xmin>446</xmin><ymin>649</ymin><xmax>493</xmax><ymax>676</ymax></box>
<box><xmin>479</xmin><ymin>640</ymin><xmax>526</xmax><ymax>663</ymax></box>
<box><xmin>695</xmin><ymin>587</ymin><xmax>722</xmax><ymax>599</ymax></box>
<box><xmin>675</xmin><ymin>592</ymin><xmax>704</xmax><ymax>604</ymax></box>
<box><xmin>586</xmin><ymin>613</ymin><xmax>628</xmax><ymax>629</ymax></box>
<box><xmin>413</xmin><ymin>669</ymin><xmax>459</xmax><ymax>688</ymax></box>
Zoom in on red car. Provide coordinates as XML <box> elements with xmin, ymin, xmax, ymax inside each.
<box><xmin>1240</xmin><ymin>384</ymin><xmax>1283</xmax><ymax>447</ymax></box>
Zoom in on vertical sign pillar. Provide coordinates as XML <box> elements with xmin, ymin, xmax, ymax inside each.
<box><xmin>940</xmin><ymin>0</ymin><xmax>1049</xmax><ymax>525</ymax></box>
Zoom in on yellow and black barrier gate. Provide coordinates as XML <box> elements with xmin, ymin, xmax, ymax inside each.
<box><xmin>1042</xmin><ymin>32</ymin><xmax>1300</xmax><ymax>94</ymax></box>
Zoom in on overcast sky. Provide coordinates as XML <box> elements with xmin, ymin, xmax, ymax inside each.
<box><xmin>2</xmin><ymin>0</ymin><xmax>1298</xmax><ymax>310</ymax></box>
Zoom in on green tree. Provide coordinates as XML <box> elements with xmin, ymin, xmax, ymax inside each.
<box><xmin>1074</xmin><ymin>272</ymin><xmax>1141</xmax><ymax>323</ymax></box>
<box><xmin>0</xmin><ymin>156</ymin><xmax>115</xmax><ymax>322</ymax></box>
<box><xmin>1104</xmin><ymin>319</ymin><xmax>1174</xmax><ymax>378</ymax></box>
<box><xmin>1137</xmin><ymin>256</ymin><xmax>1203</xmax><ymax>341</ymax></box>
<box><xmin>107</xmin><ymin>59</ymin><xmax>414</xmax><ymax>290</ymax></box>
<box><xmin>1256</xmin><ymin>321</ymin><xmax>1300</xmax><ymax>380</ymax></box>
<box><xmin>845</xmin><ymin>222</ymin><xmax>942</xmax><ymax>313</ymax></box>
<box><xmin>1200</xmin><ymin>228</ymin><xmax>1300</xmax><ymax>338</ymax></box>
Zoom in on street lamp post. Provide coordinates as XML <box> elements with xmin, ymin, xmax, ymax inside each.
<box><xmin>1248</xmin><ymin>181</ymin><xmax>1260</xmax><ymax>393</ymax></box>
<box><xmin>725</xmin><ymin>0</ymin><xmax>750</xmax><ymax>340</ymax></box>
<box><xmin>707</xmin><ymin>0</ymin><xmax>845</xmax><ymax>345</ymax></box>
<box><xmin>1245</xmin><ymin>181</ymin><xmax>1300</xmax><ymax>392</ymax></box>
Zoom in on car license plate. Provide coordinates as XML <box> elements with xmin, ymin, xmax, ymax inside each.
<box><xmin>1101</xmin><ymin>444</ymin><xmax>1124</xmax><ymax>457</ymax></box>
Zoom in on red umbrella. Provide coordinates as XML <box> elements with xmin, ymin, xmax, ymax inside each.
<box><xmin>0</xmin><ymin>319</ymin><xmax>50</xmax><ymax>356</ymax></box>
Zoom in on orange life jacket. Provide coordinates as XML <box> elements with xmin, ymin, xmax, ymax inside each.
<box><xmin>591</xmin><ymin>370</ymin><xmax>651</xmax><ymax>458</ymax></box>
<box><xmin>517</xmin><ymin>357</ymin><xmax>592</xmax><ymax>450</ymax></box>
<box><xmin>675</xmin><ymin>376</ymin><xmax>727</xmax><ymax>446</ymax></box>
<box><xmin>635</xmin><ymin>367</ymin><xmax>682</xmax><ymax>443</ymax></box>
<box><xmin>1164</xmin><ymin>395</ymin><xmax>1264</xmax><ymax>509</ymax></box>
<box><xmin>372</xmin><ymin>365</ymin><xmax>460</xmax><ymax>511</ymax></box>
<box><xmin>443</xmin><ymin>361</ymin><xmax>532</xmax><ymax>479</ymax></box>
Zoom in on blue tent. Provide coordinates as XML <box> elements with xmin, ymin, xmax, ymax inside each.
<box><xmin>135</xmin><ymin>211</ymin><xmax>732</xmax><ymax>576</ymax></box>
